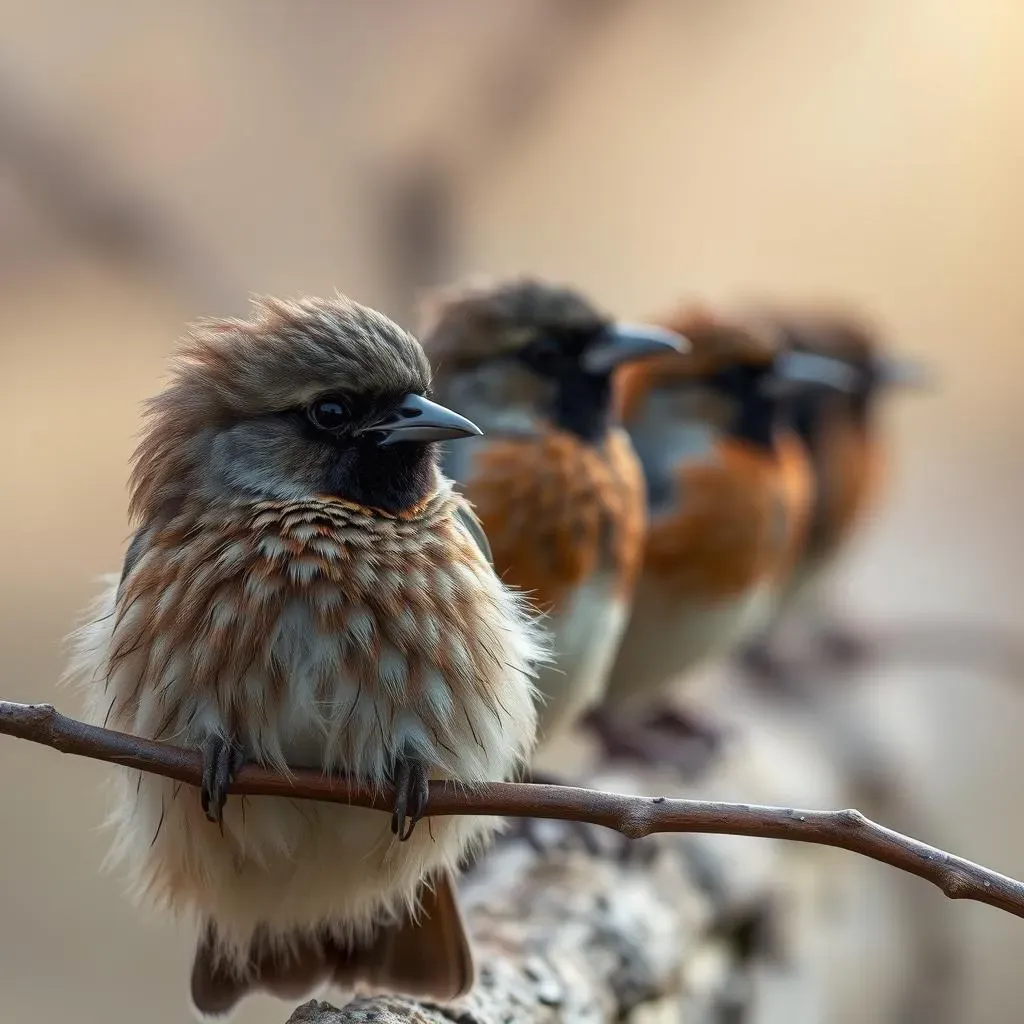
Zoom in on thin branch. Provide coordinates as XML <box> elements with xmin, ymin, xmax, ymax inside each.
<box><xmin>826</xmin><ymin>619</ymin><xmax>1024</xmax><ymax>681</ymax></box>
<box><xmin>2</xmin><ymin>699</ymin><xmax>1023</xmax><ymax>920</ymax></box>
<box><xmin>0</xmin><ymin>67</ymin><xmax>240</xmax><ymax>312</ymax></box>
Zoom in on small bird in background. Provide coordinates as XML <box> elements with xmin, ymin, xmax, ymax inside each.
<box><xmin>65</xmin><ymin>295</ymin><xmax>547</xmax><ymax>1017</ymax></box>
<box><xmin>420</xmin><ymin>277</ymin><xmax>686</xmax><ymax>757</ymax></box>
<box><xmin>736</xmin><ymin>307</ymin><xmax>928</xmax><ymax>679</ymax></box>
<box><xmin>588</xmin><ymin>306</ymin><xmax>856</xmax><ymax>769</ymax></box>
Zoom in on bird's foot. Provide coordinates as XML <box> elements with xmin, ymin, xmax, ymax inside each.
<box><xmin>585</xmin><ymin>705</ymin><xmax>726</xmax><ymax>780</ymax></box>
<box><xmin>816</xmin><ymin>623</ymin><xmax>873</xmax><ymax>667</ymax></box>
<box><xmin>390</xmin><ymin>748</ymin><xmax>430</xmax><ymax>842</ymax></box>
<box><xmin>737</xmin><ymin>638</ymin><xmax>788</xmax><ymax>680</ymax></box>
<box><xmin>736</xmin><ymin>639</ymin><xmax>813</xmax><ymax>701</ymax></box>
<box><xmin>642</xmin><ymin>703</ymin><xmax>731</xmax><ymax>764</ymax></box>
<box><xmin>720</xmin><ymin>894</ymin><xmax>790</xmax><ymax>968</ymax></box>
<box><xmin>200</xmin><ymin>734</ymin><xmax>246</xmax><ymax>826</ymax></box>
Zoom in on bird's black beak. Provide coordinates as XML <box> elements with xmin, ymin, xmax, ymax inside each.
<box><xmin>357</xmin><ymin>393</ymin><xmax>483</xmax><ymax>447</ymax></box>
<box><xmin>876</xmin><ymin>355</ymin><xmax>930</xmax><ymax>389</ymax></box>
<box><xmin>767</xmin><ymin>349</ymin><xmax>861</xmax><ymax>395</ymax></box>
<box><xmin>580</xmin><ymin>322</ymin><xmax>689</xmax><ymax>375</ymax></box>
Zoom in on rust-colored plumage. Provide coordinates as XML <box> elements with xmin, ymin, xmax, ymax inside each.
<box><xmin>463</xmin><ymin>428</ymin><xmax>645</xmax><ymax>612</ymax></box>
<box><xmin>595</xmin><ymin>306</ymin><xmax>821</xmax><ymax>754</ymax></box>
<box><xmin>66</xmin><ymin>294</ymin><xmax>546</xmax><ymax>1017</ymax></box>
<box><xmin>639</xmin><ymin>439</ymin><xmax>803</xmax><ymax>602</ymax></box>
<box><xmin>773</xmin><ymin>429</ymin><xmax>817</xmax><ymax>580</ymax></box>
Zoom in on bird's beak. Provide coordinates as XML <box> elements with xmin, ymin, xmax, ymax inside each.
<box><xmin>580</xmin><ymin>322</ymin><xmax>690</xmax><ymax>375</ymax></box>
<box><xmin>769</xmin><ymin>349</ymin><xmax>861</xmax><ymax>394</ymax></box>
<box><xmin>357</xmin><ymin>393</ymin><xmax>483</xmax><ymax>447</ymax></box>
<box><xmin>876</xmin><ymin>355</ymin><xmax>930</xmax><ymax>389</ymax></box>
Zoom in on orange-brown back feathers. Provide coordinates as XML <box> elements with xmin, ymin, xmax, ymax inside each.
<box><xmin>602</xmin><ymin>304</ymin><xmax>819</xmax><ymax>703</ymax></box>
<box><xmin>461</xmin><ymin>428</ymin><xmax>646</xmax><ymax>613</ymax></box>
<box><xmin>616</xmin><ymin>302</ymin><xmax>815</xmax><ymax>606</ymax></box>
<box><xmin>641</xmin><ymin>438</ymin><xmax>809</xmax><ymax>603</ymax></box>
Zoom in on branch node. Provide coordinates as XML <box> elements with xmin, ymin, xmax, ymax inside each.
<box><xmin>837</xmin><ymin>808</ymin><xmax>869</xmax><ymax>829</ymax></box>
<box><xmin>942</xmin><ymin>872</ymin><xmax>974</xmax><ymax>898</ymax></box>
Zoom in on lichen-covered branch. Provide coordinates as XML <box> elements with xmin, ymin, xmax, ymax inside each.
<box><xmin>285</xmin><ymin>799</ymin><xmax>757</xmax><ymax>1023</ymax></box>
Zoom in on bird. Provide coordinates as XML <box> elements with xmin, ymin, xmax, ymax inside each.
<box><xmin>735</xmin><ymin>306</ymin><xmax>927</xmax><ymax>677</ymax></box>
<box><xmin>64</xmin><ymin>294</ymin><xmax>548</xmax><ymax>1017</ymax></box>
<box><xmin>587</xmin><ymin>305</ymin><xmax>856</xmax><ymax>769</ymax></box>
<box><xmin>419</xmin><ymin>276</ymin><xmax>686</xmax><ymax>758</ymax></box>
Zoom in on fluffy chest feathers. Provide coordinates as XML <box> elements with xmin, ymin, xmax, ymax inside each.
<box><xmin>533</xmin><ymin>571</ymin><xmax>630</xmax><ymax>741</ymax></box>
<box><xmin>96</xmin><ymin>487</ymin><xmax>540</xmax><ymax>784</ymax></box>
<box><xmin>68</xmin><ymin>482</ymin><xmax>544</xmax><ymax>970</ymax></box>
<box><xmin>451</xmin><ymin>427</ymin><xmax>647</xmax><ymax>613</ymax></box>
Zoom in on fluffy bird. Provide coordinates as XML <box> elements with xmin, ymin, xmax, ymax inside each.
<box><xmin>420</xmin><ymin>277</ymin><xmax>686</xmax><ymax>751</ymax></box>
<box><xmin>590</xmin><ymin>306</ymin><xmax>854</xmax><ymax>765</ymax></box>
<box><xmin>66</xmin><ymin>295</ymin><xmax>546</xmax><ymax>1017</ymax></box>
<box><xmin>737</xmin><ymin>307</ymin><xmax>926</xmax><ymax>671</ymax></box>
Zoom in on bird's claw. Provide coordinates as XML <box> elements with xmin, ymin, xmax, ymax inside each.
<box><xmin>390</xmin><ymin>749</ymin><xmax>429</xmax><ymax>842</ymax></box>
<box><xmin>200</xmin><ymin>734</ymin><xmax>245</xmax><ymax>827</ymax></box>
<box><xmin>737</xmin><ymin>639</ymin><xmax>793</xmax><ymax>686</ymax></box>
<box><xmin>586</xmin><ymin>705</ymin><xmax>726</xmax><ymax>780</ymax></box>
<box><xmin>642</xmin><ymin>704</ymin><xmax>728</xmax><ymax>746</ymax></box>
<box><xmin>817</xmin><ymin>624</ymin><xmax>872</xmax><ymax>666</ymax></box>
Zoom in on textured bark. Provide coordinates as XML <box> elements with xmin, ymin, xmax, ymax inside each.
<box><xmin>284</xmin><ymin>752</ymin><xmax>794</xmax><ymax>1024</ymax></box>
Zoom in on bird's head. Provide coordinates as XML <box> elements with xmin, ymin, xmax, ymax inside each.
<box><xmin>616</xmin><ymin>304</ymin><xmax>858</xmax><ymax>447</ymax></box>
<box><xmin>421</xmin><ymin>276</ymin><xmax>686</xmax><ymax>444</ymax></box>
<box><xmin>129</xmin><ymin>294</ymin><xmax>481</xmax><ymax>522</ymax></box>
<box><xmin>766</xmin><ymin>308</ymin><xmax>929</xmax><ymax>416</ymax></box>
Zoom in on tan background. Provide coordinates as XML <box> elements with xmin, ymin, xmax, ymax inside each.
<box><xmin>0</xmin><ymin>2</ymin><xmax>1022</xmax><ymax>1021</ymax></box>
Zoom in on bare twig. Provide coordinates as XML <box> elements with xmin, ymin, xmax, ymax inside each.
<box><xmin>2</xmin><ymin>699</ymin><xmax>1023</xmax><ymax>920</ymax></box>
<box><xmin>827</xmin><ymin>619</ymin><xmax>1024</xmax><ymax>682</ymax></box>
<box><xmin>0</xmin><ymin>68</ymin><xmax>240</xmax><ymax>312</ymax></box>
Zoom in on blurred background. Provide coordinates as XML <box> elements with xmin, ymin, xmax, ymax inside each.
<box><xmin>0</xmin><ymin>1</ymin><xmax>1022</xmax><ymax>1021</ymax></box>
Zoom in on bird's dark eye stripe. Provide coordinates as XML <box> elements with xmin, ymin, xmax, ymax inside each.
<box><xmin>519</xmin><ymin>336</ymin><xmax>562</xmax><ymax>364</ymax></box>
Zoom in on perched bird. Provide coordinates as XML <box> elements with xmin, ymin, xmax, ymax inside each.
<box><xmin>737</xmin><ymin>307</ymin><xmax>927</xmax><ymax>673</ymax></box>
<box><xmin>589</xmin><ymin>306</ymin><xmax>855</xmax><ymax>767</ymax></box>
<box><xmin>419</xmin><ymin>277</ymin><xmax>686</xmax><ymax>754</ymax></box>
<box><xmin>65</xmin><ymin>295</ymin><xmax>547</xmax><ymax>1017</ymax></box>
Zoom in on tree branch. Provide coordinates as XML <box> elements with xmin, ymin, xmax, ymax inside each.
<box><xmin>285</xmin><ymin>757</ymin><xmax>768</xmax><ymax>1024</ymax></box>
<box><xmin>2</xmin><ymin>699</ymin><xmax>1022</xmax><ymax>919</ymax></box>
<box><xmin>0</xmin><ymin>67</ymin><xmax>240</xmax><ymax>312</ymax></box>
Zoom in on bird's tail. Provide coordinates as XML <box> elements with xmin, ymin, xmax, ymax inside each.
<box><xmin>189</xmin><ymin>871</ymin><xmax>474</xmax><ymax>1018</ymax></box>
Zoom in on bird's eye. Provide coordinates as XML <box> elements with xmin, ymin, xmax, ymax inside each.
<box><xmin>519</xmin><ymin>336</ymin><xmax>561</xmax><ymax>368</ymax></box>
<box><xmin>307</xmin><ymin>397</ymin><xmax>349</xmax><ymax>432</ymax></box>
<box><xmin>712</xmin><ymin>366</ymin><xmax>758</xmax><ymax>396</ymax></box>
